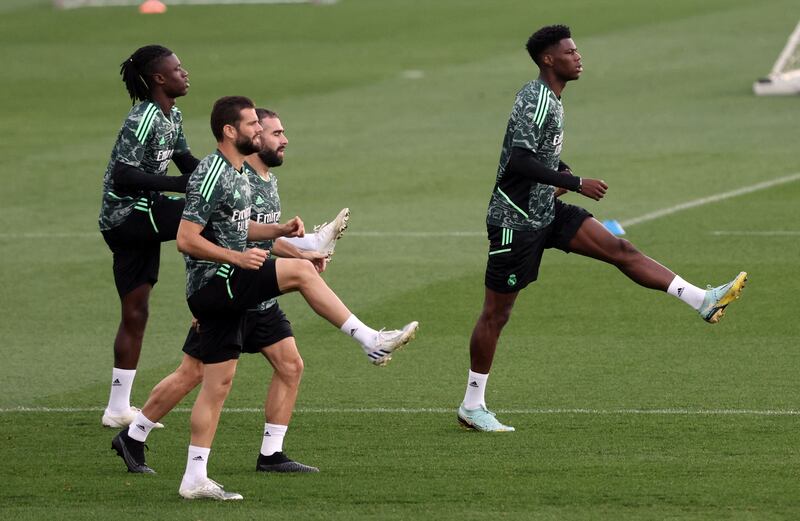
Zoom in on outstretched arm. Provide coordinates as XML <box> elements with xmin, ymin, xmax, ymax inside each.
<box><xmin>177</xmin><ymin>219</ymin><xmax>267</xmax><ymax>270</ymax></box>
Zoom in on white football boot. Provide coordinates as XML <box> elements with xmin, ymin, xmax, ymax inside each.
<box><xmin>313</xmin><ymin>208</ymin><xmax>350</xmax><ymax>257</ymax></box>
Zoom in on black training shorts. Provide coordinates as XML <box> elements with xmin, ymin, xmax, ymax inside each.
<box><xmin>182</xmin><ymin>314</ymin><xmax>246</xmax><ymax>364</ymax></box>
<box><xmin>101</xmin><ymin>194</ymin><xmax>185</xmax><ymax>297</ymax></box>
<box><xmin>484</xmin><ymin>199</ymin><xmax>592</xmax><ymax>293</ymax></box>
<box><xmin>183</xmin><ymin>258</ymin><xmax>283</xmax><ymax>363</ymax></box>
<box><xmin>241</xmin><ymin>304</ymin><xmax>294</xmax><ymax>354</ymax></box>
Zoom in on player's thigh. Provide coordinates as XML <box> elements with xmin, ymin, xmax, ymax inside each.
<box><xmin>274</xmin><ymin>257</ymin><xmax>317</xmax><ymax>292</ymax></box>
<box><xmin>567</xmin><ymin>217</ymin><xmax>625</xmax><ymax>262</ymax></box>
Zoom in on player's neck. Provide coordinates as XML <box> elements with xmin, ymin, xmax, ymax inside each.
<box><xmin>218</xmin><ymin>142</ymin><xmax>246</xmax><ymax>172</ymax></box>
<box><xmin>149</xmin><ymin>90</ymin><xmax>176</xmax><ymax>115</ymax></box>
<box><xmin>245</xmin><ymin>153</ymin><xmax>271</xmax><ymax>180</ymax></box>
<box><xmin>538</xmin><ymin>72</ymin><xmax>566</xmax><ymax>98</ymax></box>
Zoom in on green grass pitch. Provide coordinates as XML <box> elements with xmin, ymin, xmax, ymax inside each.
<box><xmin>1</xmin><ymin>0</ymin><xmax>799</xmax><ymax>519</ymax></box>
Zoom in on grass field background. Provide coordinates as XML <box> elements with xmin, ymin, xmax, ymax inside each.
<box><xmin>1</xmin><ymin>0</ymin><xmax>799</xmax><ymax>519</ymax></box>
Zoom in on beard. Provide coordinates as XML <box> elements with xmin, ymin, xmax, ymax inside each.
<box><xmin>234</xmin><ymin>134</ymin><xmax>260</xmax><ymax>156</ymax></box>
<box><xmin>257</xmin><ymin>148</ymin><xmax>284</xmax><ymax>168</ymax></box>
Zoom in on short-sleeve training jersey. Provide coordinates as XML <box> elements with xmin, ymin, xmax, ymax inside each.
<box><xmin>244</xmin><ymin>163</ymin><xmax>282</xmax><ymax>311</ymax></box>
<box><xmin>98</xmin><ymin>101</ymin><xmax>190</xmax><ymax>231</ymax></box>
<box><xmin>487</xmin><ymin>79</ymin><xmax>564</xmax><ymax>231</ymax></box>
<box><xmin>182</xmin><ymin>150</ymin><xmax>251</xmax><ymax>298</ymax></box>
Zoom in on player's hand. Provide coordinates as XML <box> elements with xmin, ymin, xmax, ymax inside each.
<box><xmin>191</xmin><ymin>317</ymin><xmax>200</xmax><ymax>333</ymax></box>
<box><xmin>302</xmin><ymin>250</ymin><xmax>329</xmax><ymax>273</ymax></box>
<box><xmin>282</xmin><ymin>216</ymin><xmax>305</xmax><ymax>238</ymax></box>
<box><xmin>236</xmin><ymin>247</ymin><xmax>269</xmax><ymax>270</ymax></box>
<box><xmin>579</xmin><ymin>178</ymin><xmax>608</xmax><ymax>201</ymax></box>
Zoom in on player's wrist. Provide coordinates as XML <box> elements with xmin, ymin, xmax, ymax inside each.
<box><xmin>574</xmin><ymin>177</ymin><xmax>583</xmax><ymax>193</ymax></box>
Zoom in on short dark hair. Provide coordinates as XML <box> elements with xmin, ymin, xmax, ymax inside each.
<box><xmin>255</xmin><ymin>108</ymin><xmax>279</xmax><ymax>120</ymax></box>
<box><xmin>526</xmin><ymin>25</ymin><xmax>571</xmax><ymax>66</ymax></box>
<box><xmin>210</xmin><ymin>96</ymin><xmax>255</xmax><ymax>141</ymax></box>
<box><xmin>119</xmin><ymin>45</ymin><xmax>174</xmax><ymax>104</ymax></box>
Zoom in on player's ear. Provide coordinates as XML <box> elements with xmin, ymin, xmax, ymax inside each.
<box><xmin>151</xmin><ymin>72</ymin><xmax>166</xmax><ymax>86</ymax></box>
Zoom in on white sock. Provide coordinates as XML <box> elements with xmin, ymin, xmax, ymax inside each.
<box><xmin>127</xmin><ymin>411</ymin><xmax>158</xmax><ymax>442</ymax></box>
<box><xmin>260</xmin><ymin>423</ymin><xmax>288</xmax><ymax>456</ymax></box>
<box><xmin>279</xmin><ymin>233</ymin><xmax>318</xmax><ymax>251</ymax></box>
<box><xmin>180</xmin><ymin>445</ymin><xmax>210</xmax><ymax>489</ymax></box>
<box><xmin>462</xmin><ymin>370</ymin><xmax>488</xmax><ymax>409</ymax></box>
<box><xmin>106</xmin><ymin>368</ymin><xmax>136</xmax><ymax>414</ymax></box>
<box><xmin>667</xmin><ymin>275</ymin><xmax>706</xmax><ymax>310</ymax></box>
<box><xmin>340</xmin><ymin>314</ymin><xmax>379</xmax><ymax>351</ymax></box>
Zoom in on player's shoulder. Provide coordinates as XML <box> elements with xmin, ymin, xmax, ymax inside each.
<box><xmin>125</xmin><ymin>100</ymin><xmax>159</xmax><ymax>120</ymax></box>
<box><xmin>517</xmin><ymin>79</ymin><xmax>553</xmax><ymax>103</ymax></box>
<box><xmin>194</xmin><ymin>150</ymin><xmax>232</xmax><ymax>175</ymax></box>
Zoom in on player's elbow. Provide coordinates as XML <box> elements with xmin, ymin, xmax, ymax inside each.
<box><xmin>176</xmin><ymin>222</ymin><xmax>192</xmax><ymax>254</ymax></box>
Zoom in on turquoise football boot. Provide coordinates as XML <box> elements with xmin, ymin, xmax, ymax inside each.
<box><xmin>699</xmin><ymin>271</ymin><xmax>747</xmax><ymax>323</ymax></box>
<box><xmin>457</xmin><ymin>403</ymin><xmax>515</xmax><ymax>432</ymax></box>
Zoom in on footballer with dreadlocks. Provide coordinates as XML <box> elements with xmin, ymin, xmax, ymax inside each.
<box><xmin>98</xmin><ymin>45</ymin><xmax>199</xmax><ymax>430</ymax></box>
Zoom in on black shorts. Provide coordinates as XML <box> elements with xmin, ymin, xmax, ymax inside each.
<box><xmin>101</xmin><ymin>194</ymin><xmax>185</xmax><ymax>297</ymax></box>
<box><xmin>184</xmin><ymin>259</ymin><xmax>283</xmax><ymax>363</ymax></box>
<box><xmin>182</xmin><ymin>315</ymin><xmax>245</xmax><ymax>364</ymax></box>
<box><xmin>485</xmin><ymin>199</ymin><xmax>592</xmax><ymax>293</ymax></box>
<box><xmin>242</xmin><ymin>304</ymin><xmax>294</xmax><ymax>354</ymax></box>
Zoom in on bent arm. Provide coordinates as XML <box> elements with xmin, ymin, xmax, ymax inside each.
<box><xmin>112</xmin><ymin>161</ymin><xmax>190</xmax><ymax>193</ymax></box>
<box><xmin>248</xmin><ymin>216</ymin><xmax>305</xmax><ymax>241</ymax></box>
<box><xmin>273</xmin><ymin>238</ymin><xmax>328</xmax><ymax>273</ymax></box>
<box><xmin>177</xmin><ymin>219</ymin><xmax>244</xmax><ymax>266</ymax></box>
<box><xmin>508</xmin><ymin>147</ymin><xmax>581</xmax><ymax>191</ymax></box>
<box><xmin>173</xmin><ymin>152</ymin><xmax>200</xmax><ymax>175</ymax></box>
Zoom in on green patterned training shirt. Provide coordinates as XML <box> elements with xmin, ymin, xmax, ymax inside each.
<box><xmin>181</xmin><ymin>150</ymin><xmax>251</xmax><ymax>298</ymax></box>
<box><xmin>487</xmin><ymin>79</ymin><xmax>565</xmax><ymax>231</ymax></box>
<box><xmin>98</xmin><ymin>100</ymin><xmax>190</xmax><ymax>231</ymax></box>
<box><xmin>245</xmin><ymin>163</ymin><xmax>281</xmax><ymax>311</ymax></box>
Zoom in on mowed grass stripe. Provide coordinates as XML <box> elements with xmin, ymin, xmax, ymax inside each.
<box><xmin>2</xmin><ymin>170</ymin><xmax>799</xmax><ymax>240</ymax></box>
<box><xmin>2</xmin><ymin>406</ymin><xmax>799</xmax><ymax>415</ymax></box>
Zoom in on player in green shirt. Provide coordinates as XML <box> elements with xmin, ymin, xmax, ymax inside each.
<box><xmin>112</xmin><ymin>96</ymin><xmax>418</xmax><ymax>500</ymax></box>
<box><xmin>99</xmin><ymin>45</ymin><xmax>199</xmax><ymax>430</ymax></box>
<box><xmin>458</xmin><ymin>25</ymin><xmax>747</xmax><ymax>432</ymax></box>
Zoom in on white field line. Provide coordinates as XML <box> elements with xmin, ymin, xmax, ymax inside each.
<box><xmin>1</xmin><ymin>406</ymin><xmax>798</xmax><ymax>416</ymax></box>
<box><xmin>619</xmin><ymin>172</ymin><xmax>800</xmax><ymax>227</ymax></box>
<box><xmin>711</xmin><ymin>230</ymin><xmax>800</xmax><ymax>236</ymax></box>
<box><xmin>3</xmin><ymin>173</ymin><xmax>798</xmax><ymax>241</ymax></box>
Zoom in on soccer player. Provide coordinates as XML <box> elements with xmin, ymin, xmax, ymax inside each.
<box><xmin>239</xmin><ymin>108</ymin><xmax>349</xmax><ymax>473</ymax></box>
<box><xmin>457</xmin><ymin>25</ymin><xmax>747</xmax><ymax>432</ymax></box>
<box><xmin>112</xmin><ymin>96</ymin><xmax>418</xmax><ymax>500</ymax></box>
<box><xmin>98</xmin><ymin>45</ymin><xmax>199</xmax><ymax>429</ymax></box>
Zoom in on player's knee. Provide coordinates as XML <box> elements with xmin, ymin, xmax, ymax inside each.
<box><xmin>206</xmin><ymin>377</ymin><xmax>234</xmax><ymax>399</ymax></box>
<box><xmin>282</xmin><ymin>355</ymin><xmax>304</xmax><ymax>383</ymax></box>
<box><xmin>176</xmin><ymin>366</ymin><xmax>203</xmax><ymax>389</ymax></box>
<box><xmin>480</xmin><ymin>307</ymin><xmax>512</xmax><ymax>331</ymax></box>
<box><xmin>280</xmin><ymin>258</ymin><xmax>317</xmax><ymax>288</ymax></box>
<box><xmin>121</xmin><ymin>302</ymin><xmax>149</xmax><ymax>331</ymax></box>
<box><xmin>615</xmin><ymin>238</ymin><xmax>640</xmax><ymax>264</ymax></box>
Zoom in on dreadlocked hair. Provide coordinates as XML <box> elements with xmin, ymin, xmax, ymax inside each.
<box><xmin>120</xmin><ymin>45</ymin><xmax>173</xmax><ymax>104</ymax></box>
